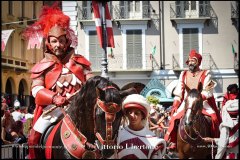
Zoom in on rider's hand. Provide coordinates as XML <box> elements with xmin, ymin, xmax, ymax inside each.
<box><xmin>53</xmin><ymin>95</ymin><xmax>68</xmax><ymax>107</ymax></box>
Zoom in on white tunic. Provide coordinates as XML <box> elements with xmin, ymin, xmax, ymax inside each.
<box><xmin>114</xmin><ymin>126</ymin><xmax>166</xmax><ymax>159</ymax></box>
<box><xmin>214</xmin><ymin>100</ymin><xmax>239</xmax><ymax>159</ymax></box>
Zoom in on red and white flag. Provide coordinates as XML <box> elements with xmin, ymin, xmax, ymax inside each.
<box><xmin>27</xmin><ymin>32</ymin><xmax>43</xmax><ymax>50</ymax></box>
<box><xmin>1</xmin><ymin>29</ymin><xmax>14</xmax><ymax>52</ymax></box>
<box><xmin>92</xmin><ymin>1</ymin><xmax>115</xmax><ymax>48</ymax></box>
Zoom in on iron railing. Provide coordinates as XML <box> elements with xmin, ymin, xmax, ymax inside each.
<box><xmin>170</xmin><ymin>2</ymin><xmax>218</xmax><ymax>28</ymax></box>
<box><xmin>170</xmin><ymin>2</ymin><xmax>211</xmax><ymax>18</ymax></box>
<box><xmin>90</xmin><ymin>54</ymin><xmax>153</xmax><ymax>71</ymax></box>
<box><xmin>1</xmin><ymin>143</ymin><xmax>28</xmax><ymax>159</ymax></box>
<box><xmin>78</xmin><ymin>2</ymin><xmax>151</xmax><ymax>20</ymax></box>
<box><xmin>234</xmin><ymin>56</ymin><xmax>239</xmax><ymax>70</ymax></box>
<box><xmin>231</xmin><ymin>2</ymin><xmax>239</xmax><ymax>19</ymax></box>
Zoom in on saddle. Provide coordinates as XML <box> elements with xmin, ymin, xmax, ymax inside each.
<box><xmin>38</xmin><ymin>105</ymin><xmax>66</xmax><ymax>157</ymax></box>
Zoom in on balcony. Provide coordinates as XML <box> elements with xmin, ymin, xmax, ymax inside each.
<box><xmin>2</xmin><ymin>55</ymin><xmax>28</xmax><ymax>71</ymax></box>
<box><xmin>231</xmin><ymin>2</ymin><xmax>239</xmax><ymax>27</ymax></box>
<box><xmin>234</xmin><ymin>57</ymin><xmax>239</xmax><ymax>71</ymax></box>
<box><xmin>172</xmin><ymin>53</ymin><xmax>218</xmax><ymax>71</ymax></box>
<box><xmin>170</xmin><ymin>2</ymin><xmax>217</xmax><ymax>28</ymax></box>
<box><xmin>77</xmin><ymin>2</ymin><xmax>153</xmax><ymax>29</ymax></box>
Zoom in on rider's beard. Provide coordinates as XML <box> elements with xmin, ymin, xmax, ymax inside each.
<box><xmin>189</xmin><ymin>64</ymin><xmax>197</xmax><ymax>72</ymax></box>
<box><xmin>53</xmin><ymin>48</ymin><xmax>65</xmax><ymax>57</ymax></box>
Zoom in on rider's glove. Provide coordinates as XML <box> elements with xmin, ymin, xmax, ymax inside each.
<box><xmin>53</xmin><ymin>95</ymin><xmax>68</xmax><ymax>107</ymax></box>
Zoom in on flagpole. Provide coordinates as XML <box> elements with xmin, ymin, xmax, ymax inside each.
<box><xmin>101</xmin><ymin>1</ymin><xmax>109</xmax><ymax>79</ymax></box>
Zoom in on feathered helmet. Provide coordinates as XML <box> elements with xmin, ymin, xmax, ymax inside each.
<box><xmin>22</xmin><ymin>2</ymin><xmax>77</xmax><ymax>52</ymax></box>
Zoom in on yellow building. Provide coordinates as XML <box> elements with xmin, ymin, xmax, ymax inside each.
<box><xmin>1</xmin><ymin>1</ymin><xmax>44</xmax><ymax>108</ymax></box>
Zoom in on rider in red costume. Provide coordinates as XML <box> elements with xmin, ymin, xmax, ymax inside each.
<box><xmin>164</xmin><ymin>50</ymin><xmax>222</xmax><ymax>150</ymax></box>
<box><xmin>22</xmin><ymin>3</ymin><xmax>94</xmax><ymax>159</ymax></box>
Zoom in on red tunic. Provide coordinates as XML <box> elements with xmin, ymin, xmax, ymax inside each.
<box><xmin>31</xmin><ymin>48</ymin><xmax>92</xmax><ymax>125</ymax></box>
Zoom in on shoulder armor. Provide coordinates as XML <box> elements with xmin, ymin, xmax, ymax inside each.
<box><xmin>72</xmin><ymin>55</ymin><xmax>91</xmax><ymax>67</ymax></box>
<box><xmin>30</xmin><ymin>61</ymin><xmax>55</xmax><ymax>79</ymax></box>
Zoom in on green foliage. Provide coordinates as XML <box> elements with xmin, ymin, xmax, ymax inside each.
<box><xmin>146</xmin><ymin>95</ymin><xmax>160</xmax><ymax>105</ymax></box>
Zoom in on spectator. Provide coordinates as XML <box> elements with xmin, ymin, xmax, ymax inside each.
<box><xmin>1</xmin><ymin>108</ymin><xmax>15</xmax><ymax>144</ymax></box>
<box><xmin>11</xmin><ymin>99</ymin><xmax>24</xmax><ymax>121</ymax></box>
<box><xmin>222</xmin><ymin>83</ymin><xmax>239</xmax><ymax>107</ymax></box>
<box><xmin>11</xmin><ymin>120</ymin><xmax>27</xmax><ymax>144</ymax></box>
<box><xmin>114</xmin><ymin>94</ymin><xmax>166</xmax><ymax>159</ymax></box>
<box><xmin>24</xmin><ymin>106</ymin><xmax>34</xmax><ymax>120</ymax></box>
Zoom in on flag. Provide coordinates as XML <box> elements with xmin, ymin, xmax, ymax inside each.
<box><xmin>151</xmin><ymin>45</ymin><xmax>156</xmax><ymax>55</ymax></box>
<box><xmin>150</xmin><ymin>45</ymin><xmax>156</xmax><ymax>60</ymax></box>
<box><xmin>27</xmin><ymin>32</ymin><xmax>43</xmax><ymax>49</ymax></box>
<box><xmin>232</xmin><ymin>44</ymin><xmax>237</xmax><ymax>58</ymax></box>
<box><xmin>92</xmin><ymin>1</ymin><xmax>115</xmax><ymax>48</ymax></box>
<box><xmin>1</xmin><ymin>29</ymin><xmax>14</xmax><ymax>52</ymax></box>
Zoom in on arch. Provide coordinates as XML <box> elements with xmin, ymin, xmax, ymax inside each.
<box><xmin>18</xmin><ymin>79</ymin><xmax>29</xmax><ymax>106</ymax></box>
<box><xmin>5</xmin><ymin>77</ymin><xmax>16</xmax><ymax>108</ymax></box>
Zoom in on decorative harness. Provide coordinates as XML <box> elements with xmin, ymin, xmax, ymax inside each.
<box><xmin>57</xmin><ymin>86</ymin><xmax>120</xmax><ymax>159</ymax></box>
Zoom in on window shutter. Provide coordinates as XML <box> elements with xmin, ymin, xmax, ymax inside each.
<box><xmin>142</xmin><ymin>1</ymin><xmax>149</xmax><ymax>18</ymax></box>
<box><xmin>89</xmin><ymin>31</ymin><xmax>103</xmax><ymax>70</ymax></box>
<box><xmin>183</xmin><ymin>28</ymin><xmax>199</xmax><ymax>68</ymax></box>
<box><xmin>126</xmin><ymin>30</ymin><xmax>142</xmax><ymax>69</ymax></box>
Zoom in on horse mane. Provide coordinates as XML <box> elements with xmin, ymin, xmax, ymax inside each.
<box><xmin>66</xmin><ymin>76</ymin><xmax>122</xmax><ymax>143</ymax></box>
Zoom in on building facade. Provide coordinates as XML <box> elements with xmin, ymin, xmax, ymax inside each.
<box><xmin>75</xmin><ymin>1</ymin><xmax>239</xmax><ymax>100</ymax></box>
<box><xmin>1</xmin><ymin>1</ymin><xmax>44</xmax><ymax>107</ymax></box>
<box><xmin>1</xmin><ymin>1</ymin><xmax>239</xmax><ymax>107</ymax></box>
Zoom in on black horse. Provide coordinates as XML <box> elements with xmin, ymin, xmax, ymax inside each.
<box><xmin>38</xmin><ymin>76</ymin><xmax>134</xmax><ymax>159</ymax></box>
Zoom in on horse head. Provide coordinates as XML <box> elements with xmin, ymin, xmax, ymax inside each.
<box><xmin>67</xmin><ymin>76</ymin><xmax>132</xmax><ymax>158</ymax></box>
<box><xmin>184</xmin><ymin>88</ymin><xmax>203</xmax><ymax>126</ymax></box>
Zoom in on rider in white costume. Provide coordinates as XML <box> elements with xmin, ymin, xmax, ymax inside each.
<box><xmin>203</xmin><ymin>99</ymin><xmax>239</xmax><ymax>159</ymax></box>
<box><xmin>112</xmin><ymin>94</ymin><xmax>166</xmax><ymax>159</ymax></box>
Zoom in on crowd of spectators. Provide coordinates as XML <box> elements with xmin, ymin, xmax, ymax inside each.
<box><xmin>1</xmin><ymin>97</ymin><xmax>34</xmax><ymax>145</ymax></box>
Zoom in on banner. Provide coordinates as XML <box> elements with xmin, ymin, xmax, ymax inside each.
<box><xmin>92</xmin><ymin>1</ymin><xmax>115</xmax><ymax>48</ymax></box>
<box><xmin>27</xmin><ymin>32</ymin><xmax>43</xmax><ymax>50</ymax></box>
<box><xmin>1</xmin><ymin>29</ymin><xmax>14</xmax><ymax>52</ymax></box>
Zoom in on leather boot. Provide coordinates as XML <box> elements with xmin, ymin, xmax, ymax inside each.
<box><xmin>28</xmin><ymin>129</ymin><xmax>42</xmax><ymax>159</ymax></box>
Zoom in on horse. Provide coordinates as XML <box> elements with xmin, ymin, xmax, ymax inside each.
<box><xmin>37</xmin><ymin>76</ymin><xmax>134</xmax><ymax>159</ymax></box>
<box><xmin>177</xmin><ymin>88</ymin><xmax>214</xmax><ymax>159</ymax></box>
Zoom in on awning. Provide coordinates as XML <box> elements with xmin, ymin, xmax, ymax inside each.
<box><xmin>1</xmin><ymin>29</ymin><xmax>14</xmax><ymax>52</ymax></box>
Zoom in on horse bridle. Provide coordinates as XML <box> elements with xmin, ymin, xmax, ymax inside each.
<box><xmin>94</xmin><ymin>98</ymin><xmax>121</xmax><ymax>146</ymax></box>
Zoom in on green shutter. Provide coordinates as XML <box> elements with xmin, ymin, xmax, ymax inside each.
<box><xmin>183</xmin><ymin>28</ymin><xmax>199</xmax><ymax>68</ymax></box>
<box><xmin>126</xmin><ymin>30</ymin><xmax>142</xmax><ymax>69</ymax></box>
<box><xmin>89</xmin><ymin>31</ymin><xmax>103</xmax><ymax>70</ymax></box>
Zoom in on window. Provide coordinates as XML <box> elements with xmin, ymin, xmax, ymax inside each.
<box><xmin>7</xmin><ymin>36</ymin><xmax>13</xmax><ymax>57</ymax></box>
<box><xmin>33</xmin><ymin>2</ymin><xmax>36</xmax><ymax>19</ymax></box>
<box><xmin>183</xmin><ymin>28</ymin><xmax>199</xmax><ymax>68</ymax></box>
<box><xmin>21</xmin><ymin>39</ymin><xmax>26</xmax><ymax>59</ymax></box>
<box><xmin>32</xmin><ymin>48</ymin><xmax>37</xmax><ymax>63</ymax></box>
<box><xmin>126</xmin><ymin>30</ymin><xmax>142</xmax><ymax>69</ymax></box>
<box><xmin>8</xmin><ymin>1</ymin><xmax>13</xmax><ymax>15</ymax></box>
<box><xmin>21</xmin><ymin>1</ymin><xmax>25</xmax><ymax>17</ymax></box>
<box><xmin>89</xmin><ymin>31</ymin><xmax>104</xmax><ymax>70</ymax></box>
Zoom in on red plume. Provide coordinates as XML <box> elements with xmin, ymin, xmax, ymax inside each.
<box><xmin>22</xmin><ymin>2</ymin><xmax>77</xmax><ymax>47</ymax></box>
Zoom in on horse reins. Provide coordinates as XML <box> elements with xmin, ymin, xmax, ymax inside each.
<box><xmin>95</xmin><ymin>98</ymin><xmax>121</xmax><ymax>145</ymax></box>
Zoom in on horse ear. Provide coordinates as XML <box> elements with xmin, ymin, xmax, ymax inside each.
<box><xmin>198</xmin><ymin>82</ymin><xmax>203</xmax><ymax>93</ymax></box>
<box><xmin>96</xmin><ymin>87</ymin><xmax>105</xmax><ymax>98</ymax></box>
<box><xmin>120</xmin><ymin>87</ymin><xmax>138</xmax><ymax>99</ymax></box>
